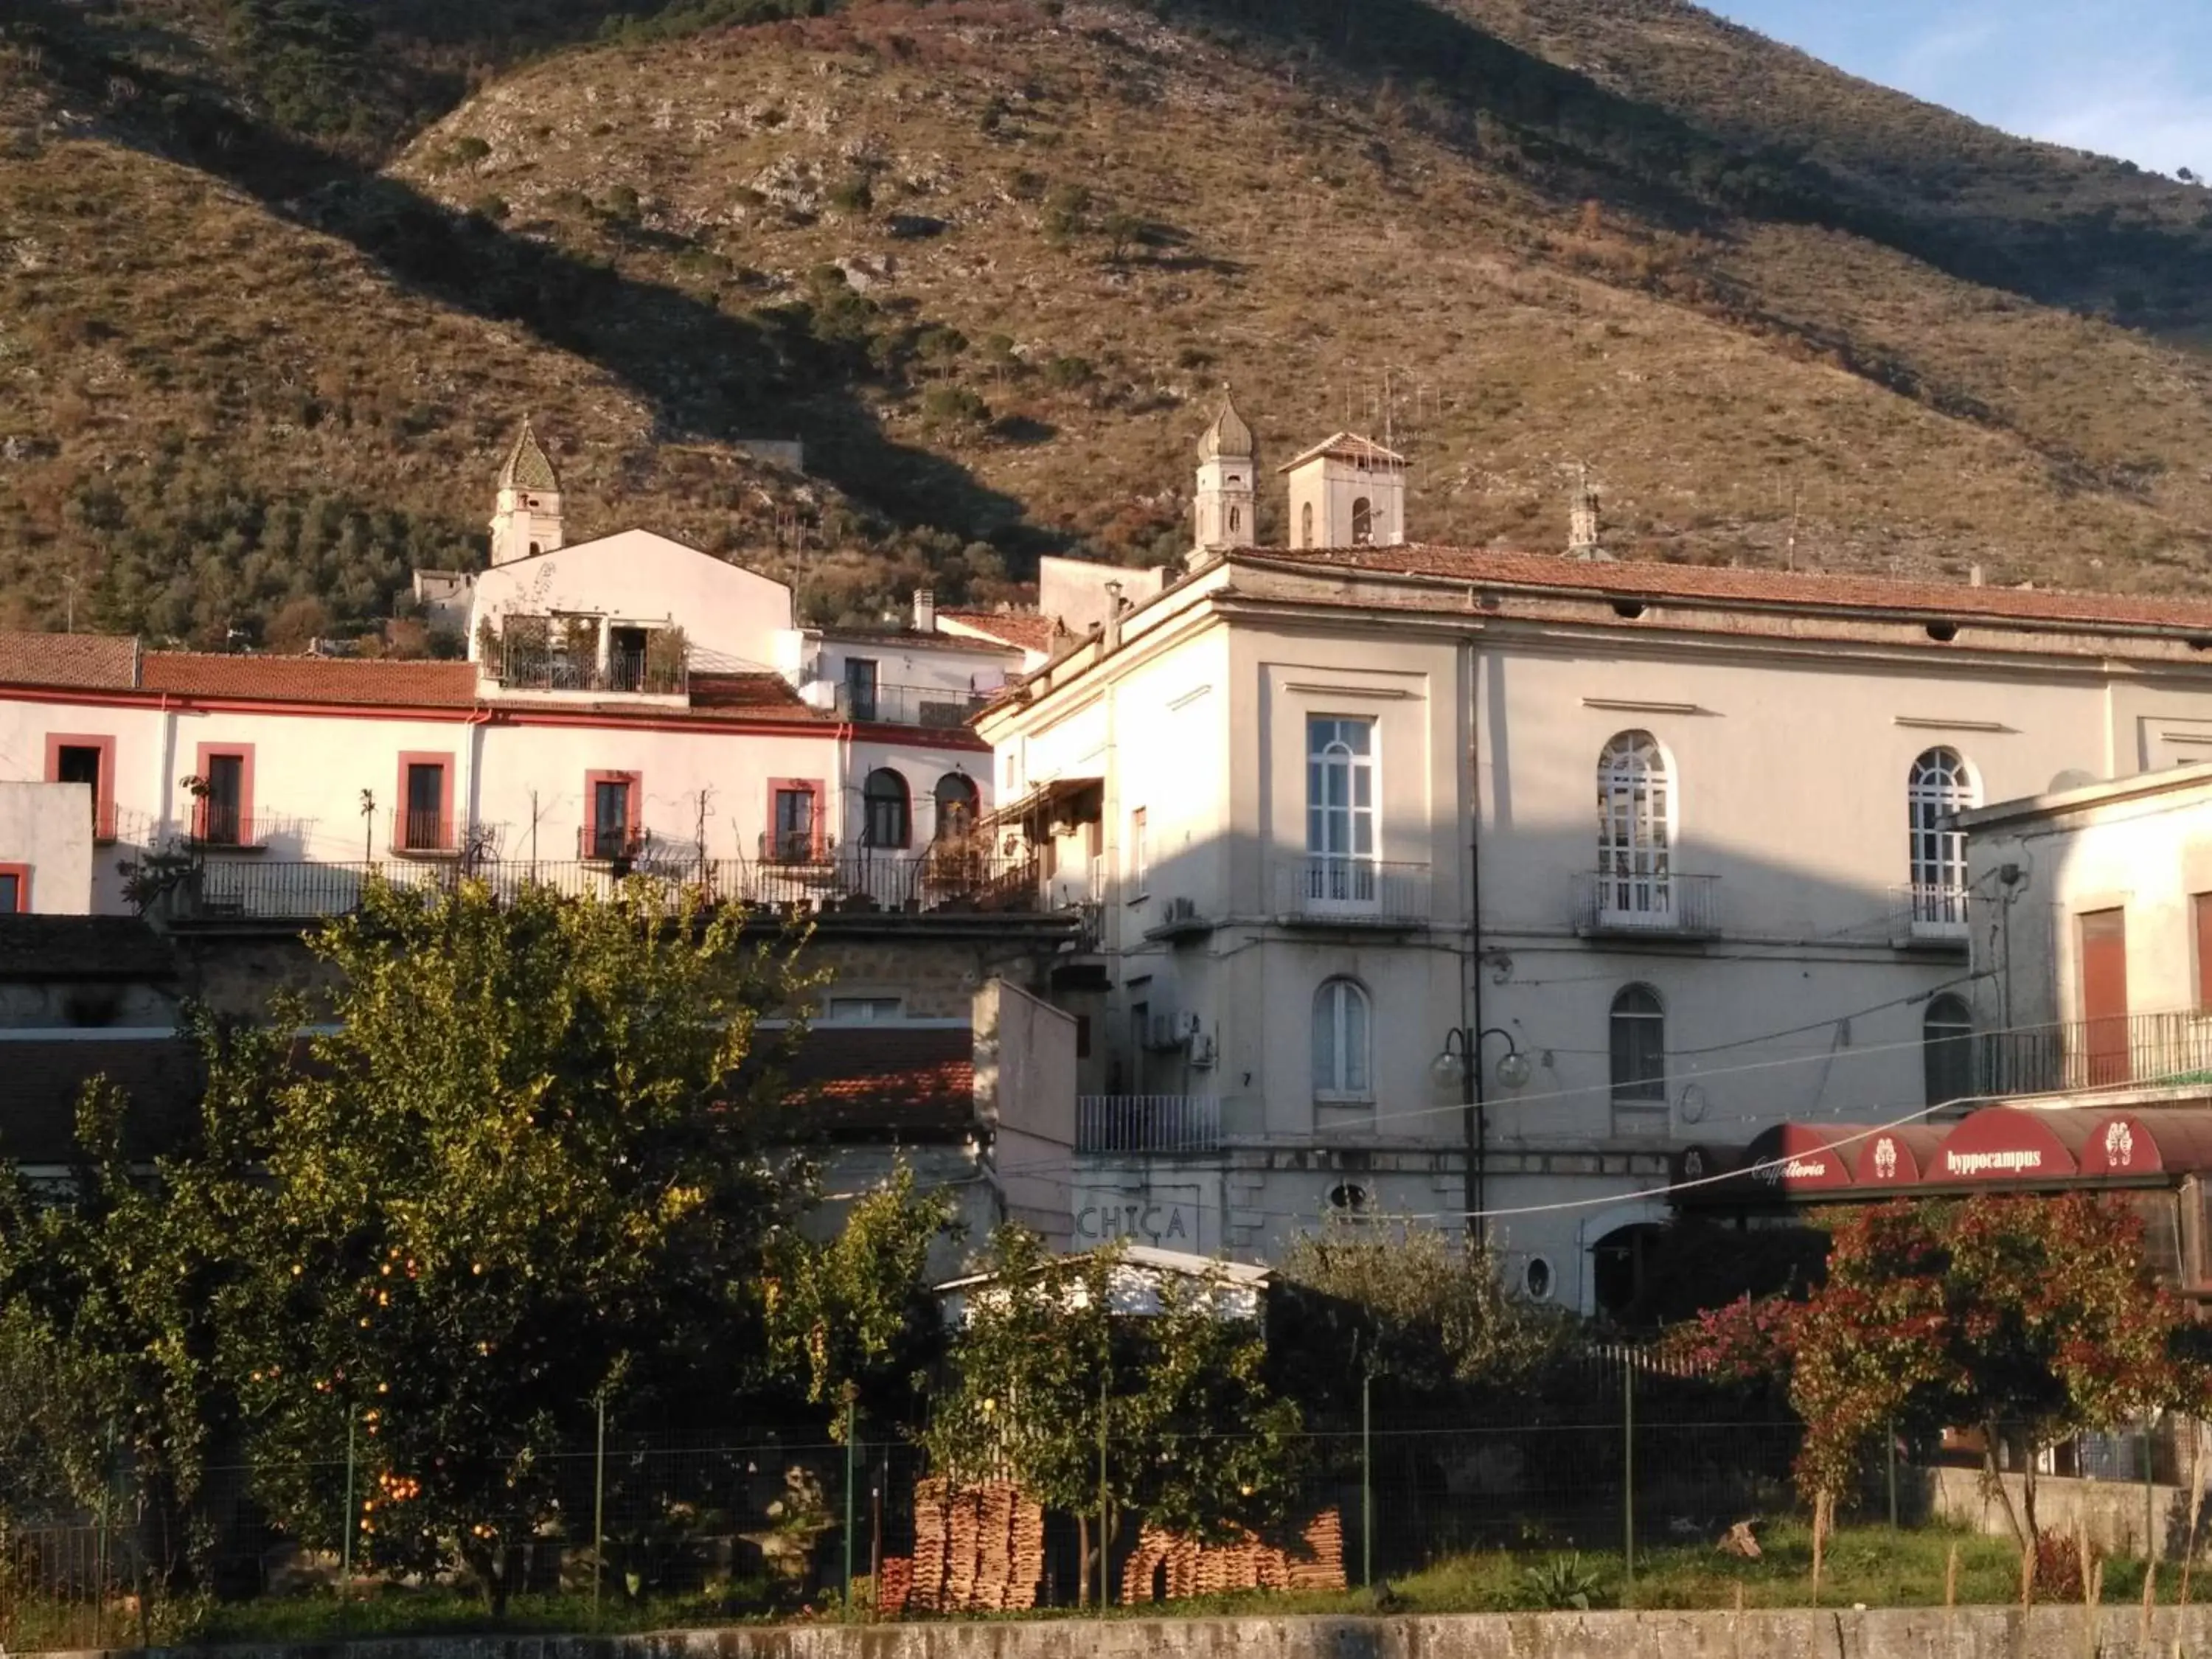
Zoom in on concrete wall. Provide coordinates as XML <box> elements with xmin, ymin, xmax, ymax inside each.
<box><xmin>111</xmin><ymin>1604</ymin><xmax>2212</xmax><ymax>1659</ymax></box>
<box><xmin>975</xmin><ymin>979</ymin><xmax>1077</xmax><ymax>1245</ymax></box>
<box><xmin>0</xmin><ymin>780</ymin><xmax>95</xmax><ymax>913</ymax></box>
<box><xmin>1039</xmin><ymin>556</ymin><xmax>1166</xmax><ymax>637</ymax></box>
<box><xmin>1925</xmin><ymin>1464</ymin><xmax>2187</xmax><ymax>1559</ymax></box>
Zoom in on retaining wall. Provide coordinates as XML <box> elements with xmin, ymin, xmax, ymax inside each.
<box><xmin>66</xmin><ymin>1605</ymin><xmax>2212</xmax><ymax>1659</ymax></box>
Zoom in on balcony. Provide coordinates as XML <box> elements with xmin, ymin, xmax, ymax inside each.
<box><xmin>1275</xmin><ymin>857</ymin><xmax>1433</xmax><ymax>928</ymax></box>
<box><xmin>579</xmin><ymin>824</ymin><xmax>647</xmax><ymax>864</ymax></box>
<box><xmin>1893</xmin><ymin>883</ymin><xmax>1970</xmax><ymax>948</ymax></box>
<box><xmin>1077</xmin><ymin>1095</ymin><xmax>1224</xmax><ymax>1155</ymax></box>
<box><xmin>484</xmin><ymin>616</ymin><xmax>688</xmax><ymax>698</ymax></box>
<box><xmin>185</xmin><ymin>809</ymin><xmax>271</xmax><ymax>852</ymax></box>
<box><xmin>1970</xmin><ymin>1009</ymin><xmax>2212</xmax><ymax>1099</ymax></box>
<box><xmin>159</xmin><ymin>853</ymin><xmax>1057</xmax><ymax>923</ymax></box>
<box><xmin>389</xmin><ymin>810</ymin><xmax>459</xmax><ymax>859</ymax></box>
<box><xmin>1574</xmin><ymin>871</ymin><xmax>1719</xmax><ymax>939</ymax></box>
<box><xmin>832</xmin><ymin>681</ymin><xmax>993</xmax><ymax>729</ymax></box>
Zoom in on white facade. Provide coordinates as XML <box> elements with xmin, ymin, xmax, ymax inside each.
<box><xmin>981</xmin><ymin>535</ymin><xmax>2212</xmax><ymax>1313</ymax></box>
<box><xmin>0</xmin><ymin>782</ymin><xmax>94</xmax><ymax>914</ymax></box>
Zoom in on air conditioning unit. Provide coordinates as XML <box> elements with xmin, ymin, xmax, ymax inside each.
<box><xmin>1164</xmin><ymin>895</ymin><xmax>1200</xmax><ymax>925</ymax></box>
<box><xmin>1175</xmin><ymin>1010</ymin><xmax>1205</xmax><ymax>1040</ymax></box>
<box><xmin>1188</xmin><ymin>1032</ymin><xmax>1217</xmax><ymax>1068</ymax></box>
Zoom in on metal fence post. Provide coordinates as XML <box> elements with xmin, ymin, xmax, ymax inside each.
<box><xmin>844</xmin><ymin>1395</ymin><xmax>858</xmax><ymax>1618</ymax></box>
<box><xmin>1887</xmin><ymin>1416</ymin><xmax>1899</xmax><ymax>1531</ymax></box>
<box><xmin>340</xmin><ymin>1412</ymin><xmax>355</xmax><ymax>1613</ymax></box>
<box><xmin>1622</xmin><ymin>1353</ymin><xmax>1635</xmax><ymax>1605</ymax></box>
<box><xmin>1098</xmin><ymin>1370</ymin><xmax>1110</xmax><ymax>1615</ymax></box>
<box><xmin>592</xmin><ymin>1393</ymin><xmax>607</xmax><ymax>1630</ymax></box>
<box><xmin>2146</xmin><ymin>1408</ymin><xmax>2158</xmax><ymax>1563</ymax></box>
<box><xmin>1361</xmin><ymin>1367</ymin><xmax>1374</xmax><ymax>1590</ymax></box>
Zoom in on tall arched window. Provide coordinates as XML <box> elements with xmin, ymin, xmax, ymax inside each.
<box><xmin>862</xmin><ymin>768</ymin><xmax>911</xmax><ymax>849</ymax></box>
<box><xmin>1351</xmin><ymin>497</ymin><xmax>1374</xmax><ymax>546</ymax></box>
<box><xmin>1923</xmin><ymin>992</ymin><xmax>1975</xmax><ymax>1107</ymax></box>
<box><xmin>1610</xmin><ymin>984</ymin><xmax>1666</xmax><ymax>1127</ymax></box>
<box><xmin>1228</xmin><ymin>506</ymin><xmax>1241</xmax><ymax>535</ymax></box>
<box><xmin>933</xmin><ymin>772</ymin><xmax>978</xmax><ymax>841</ymax></box>
<box><xmin>1300</xmin><ymin>501</ymin><xmax>1315</xmax><ymax>548</ymax></box>
<box><xmin>1312</xmin><ymin>978</ymin><xmax>1372</xmax><ymax>1102</ymax></box>
<box><xmin>1907</xmin><ymin>748</ymin><xmax>1975</xmax><ymax>930</ymax></box>
<box><xmin>1596</xmin><ymin>731</ymin><xmax>1672</xmax><ymax>923</ymax></box>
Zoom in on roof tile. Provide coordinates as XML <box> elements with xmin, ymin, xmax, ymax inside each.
<box><xmin>0</xmin><ymin>631</ymin><xmax>137</xmax><ymax>691</ymax></box>
<box><xmin>142</xmin><ymin>653</ymin><xmax>480</xmax><ymax>707</ymax></box>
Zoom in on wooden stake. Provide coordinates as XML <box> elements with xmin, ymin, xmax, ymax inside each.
<box><xmin>1944</xmin><ymin>1542</ymin><xmax>1959</xmax><ymax>1610</ymax></box>
<box><xmin>1811</xmin><ymin>1492</ymin><xmax>1827</xmax><ymax>1607</ymax></box>
<box><xmin>2140</xmin><ymin>1548</ymin><xmax>2157</xmax><ymax>1656</ymax></box>
<box><xmin>2022</xmin><ymin>1529</ymin><xmax>2037</xmax><ymax>1608</ymax></box>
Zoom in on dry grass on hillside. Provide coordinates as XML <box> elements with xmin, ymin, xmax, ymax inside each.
<box><xmin>388</xmin><ymin>0</ymin><xmax>2212</xmax><ymax>588</ymax></box>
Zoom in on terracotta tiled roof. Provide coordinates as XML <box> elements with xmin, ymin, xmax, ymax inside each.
<box><xmin>142</xmin><ymin>653</ymin><xmax>481</xmax><ymax>706</ymax></box>
<box><xmin>0</xmin><ymin>630</ymin><xmax>137</xmax><ymax>690</ymax></box>
<box><xmin>0</xmin><ymin>1035</ymin><xmax>202</xmax><ymax>1164</ymax></box>
<box><xmin>1276</xmin><ymin>432</ymin><xmax>1406</xmax><ymax>473</ymax></box>
<box><xmin>1250</xmin><ymin>544</ymin><xmax>2212</xmax><ymax>633</ymax></box>
<box><xmin>777</xmin><ymin>1026</ymin><xmax>975</xmax><ymax>1139</ymax></box>
<box><xmin>688</xmin><ymin>672</ymin><xmax>827</xmax><ymax>716</ymax></box>
<box><xmin>0</xmin><ymin>917</ymin><xmax>178</xmax><ymax>981</ymax></box>
<box><xmin>936</xmin><ymin>611</ymin><xmax>1063</xmax><ymax>653</ymax></box>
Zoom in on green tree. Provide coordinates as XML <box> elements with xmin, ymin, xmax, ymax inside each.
<box><xmin>766</xmin><ymin>1164</ymin><xmax>957</xmax><ymax>1436</ymax></box>
<box><xmin>199</xmin><ymin>877</ymin><xmax>813</xmax><ymax>1610</ymax></box>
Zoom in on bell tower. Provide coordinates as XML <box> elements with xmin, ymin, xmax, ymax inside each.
<box><xmin>1191</xmin><ymin>395</ymin><xmax>1257</xmax><ymax>563</ymax></box>
<box><xmin>490</xmin><ymin>415</ymin><xmax>565</xmax><ymax>567</ymax></box>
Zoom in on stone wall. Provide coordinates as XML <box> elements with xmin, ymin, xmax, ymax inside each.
<box><xmin>107</xmin><ymin>1604</ymin><xmax>2212</xmax><ymax>1659</ymax></box>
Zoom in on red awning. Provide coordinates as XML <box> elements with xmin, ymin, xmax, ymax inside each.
<box><xmin>1678</xmin><ymin>1101</ymin><xmax>2212</xmax><ymax>1207</ymax></box>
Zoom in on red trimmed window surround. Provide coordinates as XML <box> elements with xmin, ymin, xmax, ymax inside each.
<box><xmin>0</xmin><ymin>864</ymin><xmax>28</xmax><ymax>914</ymax></box>
<box><xmin>394</xmin><ymin>752</ymin><xmax>458</xmax><ymax>855</ymax></box>
<box><xmin>45</xmin><ymin>733</ymin><xmax>117</xmax><ymax>842</ymax></box>
<box><xmin>583</xmin><ymin>770</ymin><xmax>642</xmax><ymax>861</ymax></box>
<box><xmin>765</xmin><ymin>778</ymin><xmax>825</xmax><ymax>863</ymax></box>
<box><xmin>191</xmin><ymin>743</ymin><xmax>257</xmax><ymax>849</ymax></box>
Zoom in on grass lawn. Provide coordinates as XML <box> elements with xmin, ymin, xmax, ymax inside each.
<box><xmin>60</xmin><ymin>1523</ymin><xmax>2191</xmax><ymax>1647</ymax></box>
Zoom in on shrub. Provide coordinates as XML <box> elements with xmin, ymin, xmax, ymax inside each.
<box><xmin>827</xmin><ymin>174</ymin><xmax>874</xmax><ymax>215</ymax></box>
<box><xmin>920</xmin><ymin>385</ymin><xmax>990</xmax><ymax>430</ymax></box>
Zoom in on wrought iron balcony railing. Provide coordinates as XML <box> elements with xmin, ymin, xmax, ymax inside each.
<box><xmin>832</xmin><ymin>681</ymin><xmax>993</xmax><ymax>728</ymax></box>
<box><xmin>1574</xmin><ymin>870</ymin><xmax>1720</xmax><ymax>939</ymax></box>
<box><xmin>1275</xmin><ymin>857</ymin><xmax>1432</xmax><ymax>927</ymax></box>
<box><xmin>1971</xmin><ymin>1009</ymin><xmax>2212</xmax><ymax>1099</ymax></box>
<box><xmin>1077</xmin><ymin>1095</ymin><xmax>1224</xmax><ymax>1154</ymax></box>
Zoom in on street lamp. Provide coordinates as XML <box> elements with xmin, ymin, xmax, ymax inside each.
<box><xmin>1433</xmin><ymin>1026</ymin><xmax>1528</xmax><ymax>1248</ymax></box>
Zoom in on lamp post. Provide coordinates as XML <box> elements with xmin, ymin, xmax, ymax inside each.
<box><xmin>1433</xmin><ymin>1026</ymin><xmax>1530</xmax><ymax>1248</ymax></box>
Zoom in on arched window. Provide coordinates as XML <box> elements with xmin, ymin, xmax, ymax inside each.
<box><xmin>1610</xmin><ymin>984</ymin><xmax>1666</xmax><ymax>1124</ymax></box>
<box><xmin>1312</xmin><ymin>978</ymin><xmax>1372</xmax><ymax>1102</ymax></box>
<box><xmin>1228</xmin><ymin>506</ymin><xmax>1241</xmax><ymax>535</ymax></box>
<box><xmin>1351</xmin><ymin>497</ymin><xmax>1374</xmax><ymax>546</ymax></box>
<box><xmin>933</xmin><ymin>772</ymin><xmax>978</xmax><ymax>841</ymax></box>
<box><xmin>1300</xmin><ymin>501</ymin><xmax>1315</xmax><ymax>548</ymax></box>
<box><xmin>1907</xmin><ymin>748</ymin><xmax>1975</xmax><ymax>929</ymax></box>
<box><xmin>862</xmin><ymin>768</ymin><xmax>911</xmax><ymax>849</ymax></box>
<box><xmin>1596</xmin><ymin>731</ymin><xmax>1672</xmax><ymax>922</ymax></box>
<box><xmin>1923</xmin><ymin>992</ymin><xmax>1975</xmax><ymax>1107</ymax></box>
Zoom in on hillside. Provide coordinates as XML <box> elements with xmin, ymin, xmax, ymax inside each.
<box><xmin>5</xmin><ymin>0</ymin><xmax>2212</xmax><ymax>646</ymax></box>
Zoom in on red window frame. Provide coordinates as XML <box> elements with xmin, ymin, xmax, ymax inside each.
<box><xmin>766</xmin><ymin>777</ymin><xmax>826</xmax><ymax>861</ymax></box>
<box><xmin>0</xmin><ymin>863</ymin><xmax>29</xmax><ymax>914</ymax></box>
<box><xmin>584</xmin><ymin>769</ymin><xmax>642</xmax><ymax>860</ymax></box>
<box><xmin>45</xmin><ymin>733</ymin><xmax>116</xmax><ymax>842</ymax></box>
<box><xmin>395</xmin><ymin>752</ymin><xmax>457</xmax><ymax>853</ymax></box>
<box><xmin>192</xmin><ymin>743</ymin><xmax>256</xmax><ymax>845</ymax></box>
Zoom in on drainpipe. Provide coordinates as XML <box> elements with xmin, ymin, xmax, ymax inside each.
<box><xmin>1465</xmin><ymin>636</ymin><xmax>1487</xmax><ymax>1251</ymax></box>
<box><xmin>153</xmin><ymin>693</ymin><xmax>175</xmax><ymax>841</ymax></box>
<box><xmin>462</xmin><ymin>704</ymin><xmax>493</xmax><ymax>859</ymax></box>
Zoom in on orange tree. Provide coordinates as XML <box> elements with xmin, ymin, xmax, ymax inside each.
<box><xmin>197</xmin><ymin>876</ymin><xmax>814</xmax><ymax>1612</ymax></box>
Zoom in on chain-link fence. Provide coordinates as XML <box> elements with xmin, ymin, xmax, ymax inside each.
<box><xmin>0</xmin><ymin>1365</ymin><xmax>2186</xmax><ymax>1651</ymax></box>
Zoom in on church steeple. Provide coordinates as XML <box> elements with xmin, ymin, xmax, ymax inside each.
<box><xmin>1568</xmin><ymin>464</ymin><xmax>1606</xmax><ymax>561</ymax></box>
<box><xmin>490</xmin><ymin>416</ymin><xmax>566</xmax><ymax>566</ymax></box>
<box><xmin>1191</xmin><ymin>394</ymin><xmax>1257</xmax><ymax>563</ymax></box>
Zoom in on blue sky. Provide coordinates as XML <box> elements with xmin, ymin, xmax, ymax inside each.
<box><xmin>1711</xmin><ymin>1</ymin><xmax>2212</xmax><ymax>179</ymax></box>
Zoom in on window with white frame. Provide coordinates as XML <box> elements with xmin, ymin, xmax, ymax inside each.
<box><xmin>1306</xmin><ymin>717</ymin><xmax>1376</xmax><ymax>903</ymax></box>
<box><xmin>1312</xmin><ymin>977</ymin><xmax>1373</xmax><ymax>1102</ymax></box>
<box><xmin>1128</xmin><ymin>806</ymin><xmax>1150</xmax><ymax>894</ymax></box>
<box><xmin>1609</xmin><ymin>983</ymin><xmax>1666</xmax><ymax>1127</ymax></box>
<box><xmin>1596</xmin><ymin>731</ymin><xmax>1671</xmax><ymax>918</ymax></box>
<box><xmin>1907</xmin><ymin>748</ymin><xmax>1975</xmax><ymax>922</ymax></box>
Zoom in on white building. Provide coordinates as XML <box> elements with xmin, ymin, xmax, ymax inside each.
<box><xmin>977</xmin><ymin>418</ymin><xmax>2212</xmax><ymax>1314</ymax></box>
<box><xmin>0</xmin><ymin>427</ymin><xmax>1012</xmax><ymax>919</ymax></box>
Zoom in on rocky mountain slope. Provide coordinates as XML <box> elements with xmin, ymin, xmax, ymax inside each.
<box><xmin>5</xmin><ymin>0</ymin><xmax>2212</xmax><ymax>648</ymax></box>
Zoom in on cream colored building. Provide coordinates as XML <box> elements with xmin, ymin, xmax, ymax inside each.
<box><xmin>981</xmin><ymin>424</ymin><xmax>2212</xmax><ymax>1313</ymax></box>
<box><xmin>1960</xmin><ymin>766</ymin><xmax>2212</xmax><ymax>1100</ymax></box>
